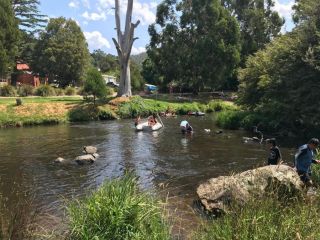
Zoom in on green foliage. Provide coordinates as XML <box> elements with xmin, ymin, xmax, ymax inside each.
<box><xmin>193</xmin><ymin>196</ymin><xmax>320</xmax><ymax>240</ymax></box>
<box><xmin>54</xmin><ymin>88</ymin><xmax>64</xmax><ymax>96</ymax></box>
<box><xmin>91</xmin><ymin>49</ymin><xmax>119</xmax><ymax>73</ymax></box>
<box><xmin>68</xmin><ymin>174</ymin><xmax>171</xmax><ymax>240</ymax></box>
<box><xmin>207</xmin><ymin>100</ymin><xmax>238</xmax><ymax>113</ymax></box>
<box><xmin>84</xmin><ymin>68</ymin><xmax>107</xmax><ymax>105</ymax></box>
<box><xmin>68</xmin><ymin>104</ymin><xmax>118</xmax><ymax>122</ymax></box>
<box><xmin>64</xmin><ymin>86</ymin><xmax>76</xmax><ymax>96</ymax></box>
<box><xmin>238</xmin><ymin>0</ymin><xmax>320</xmax><ymax>136</ymax></box>
<box><xmin>215</xmin><ymin>110</ymin><xmax>248</xmax><ymax>130</ymax></box>
<box><xmin>0</xmin><ymin>85</ymin><xmax>17</xmax><ymax>97</ymax></box>
<box><xmin>0</xmin><ymin>0</ymin><xmax>20</xmax><ymax>76</ymax></box>
<box><xmin>18</xmin><ymin>84</ymin><xmax>34</xmax><ymax>96</ymax></box>
<box><xmin>131</xmin><ymin>61</ymin><xmax>145</xmax><ymax>91</ymax></box>
<box><xmin>146</xmin><ymin>0</ymin><xmax>241</xmax><ymax>92</ymax></box>
<box><xmin>35</xmin><ymin>85</ymin><xmax>56</xmax><ymax>96</ymax></box>
<box><xmin>32</xmin><ymin>17</ymin><xmax>90</xmax><ymax>87</ymax></box>
<box><xmin>105</xmin><ymin>86</ymin><xmax>114</xmax><ymax>96</ymax></box>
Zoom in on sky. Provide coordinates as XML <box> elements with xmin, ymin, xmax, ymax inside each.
<box><xmin>39</xmin><ymin>0</ymin><xmax>296</xmax><ymax>56</ymax></box>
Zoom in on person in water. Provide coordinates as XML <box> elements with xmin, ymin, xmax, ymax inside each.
<box><xmin>148</xmin><ymin>114</ymin><xmax>157</xmax><ymax>126</ymax></box>
<box><xmin>295</xmin><ymin>138</ymin><xmax>320</xmax><ymax>187</ymax></box>
<box><xmin>134</xmin><ymin>115</ymin><xmax>141</xmax><ymax>126</ymax></box>
<box><xmin>266</xmin><ymin>138</ymin><xmax>282</xmax><ymax>165</ymax></box>
<box><xmin>180</xmin><ymin>120</ymin><xmax>193</xmax><ymax>133</ymax></box>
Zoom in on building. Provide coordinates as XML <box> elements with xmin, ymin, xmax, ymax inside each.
<box><xmin>11</xmin><ymin>62</ymin><xmax>41</xmax><ymax>87</ymax></box>
<box><xmin>102</xmin><ymin>74</ymin><xmax>119</xmax><ymax>87</ymax></box>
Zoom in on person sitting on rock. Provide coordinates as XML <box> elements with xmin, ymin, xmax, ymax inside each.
<box><xmin>295</xmin><ymin>138</ymin><xmax>320</xmax><ymax>187</ymax></box>
<box><xmin>266</xmin><ymin>138</ymin><xmax>282</xmax><ymax>165</ymax></box>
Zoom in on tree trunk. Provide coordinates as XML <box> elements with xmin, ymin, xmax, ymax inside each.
<box><xmin>113</xmin><ymin>0</ymin><xmax>140</xmax><ymax>97</ymax></box>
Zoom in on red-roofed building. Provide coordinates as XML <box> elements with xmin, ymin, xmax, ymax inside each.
<box><xmin>11</xmin><ymin>62</ymin><xmax>42</xmax><ymax>87</ymax></box>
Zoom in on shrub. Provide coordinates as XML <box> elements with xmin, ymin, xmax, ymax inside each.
<box><xmin>84</xmin><ymin>68</ymin><xmax>106</xmax><ymax>105</ymax></box>
<box><xmin>97</xmin><ymin>106</ymin><xmax>118</xmax><ymax>120</ymax></box>
<box><xmin>0</xmin><ymin>85</ymin><xmax>16</xmax><ymax>97</ymax></box>
<box><xmin>68</xmin><ymin>105</ymin><xmax>98</xmax><ymax>122</ymax></box>
<box><xmin>35</xmin><ymin>85</ymin><xmax>56</xmax><ymax>96</ymax></box>
<box><xmin>105</xmin><ymin>86</ymin><xmax>114</xmax><ymax>96</ymax></box>
<box><xmin>215</xmin><ymin>110</ymin><xmax>248</xmax><ymax>130</ymax></box>
<box><xmin>207</xmin><ymin>100</ymin><xmax>239</xmax><ymax>113</ymax></box>
<box><xmin>17</xmin><ymin>84</ymin><xmax>34</xmax><ymax>97</ymax></box>
<box><xmin>64</xmin><ymin>86</ymin><xmax>76</xmax><ymax>96</ymax></box>
<box><xmin>68</xmin><ymin>174</ymin><xmax>171</xmax><ymax>240</ymax></box>
<box><xmin>54</xmin><ymin>88</ymin><xmax>65</xmax><ymax>96</ymax></box>
<box><xmin>193</xmin><ymin>195</ymin><xmax>320</xmax><ymax>240</ymax></box>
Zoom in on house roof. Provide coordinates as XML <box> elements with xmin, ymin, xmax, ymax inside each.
<box><xmin>16</xmin><ymin>63</ymin><xmax>30</xmax><ymax>71</ymax></box>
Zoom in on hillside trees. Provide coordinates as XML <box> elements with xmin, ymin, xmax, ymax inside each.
<box><xmin>32</xmin><ymin>17</ymin><xmax>90</xmax><ymax>87</ymax></box>
<box><xmin>91</xmin><ymin>49</ymin><xmax>119</xmax><ymax>73</ymax></box>
<box><xmin>238</xmin><ymin>0</ymin><xmax>320</xmax><ymax>134</ymax></box>
<box><xmin>0</xmin><ymin>0</ymin><xmax>20</xmax><ymax>77</ymax></box>
<box><xmin>146</xmin><ymin>0</ymin><xmax>241</xmax><ymax>92</ymax></box>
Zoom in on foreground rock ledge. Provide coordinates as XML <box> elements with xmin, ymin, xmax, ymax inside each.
<box><xmin>196</xmin><ymin>165</ymin><xmax>304</xmax><ymax>213</ymax></box>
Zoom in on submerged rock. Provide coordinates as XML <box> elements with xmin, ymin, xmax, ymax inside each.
<box><xmin>196</xmin><ymin>165</ymin><xmax>303</xmax><ymax>214</ymax></box>
<box><xmin>54</xmin><ymin>157</ymin><xmax>66</xmax><ymax>163</ymax></box>
<box><xmin>83</xmin><ymin>146</ymin><xmax>97</xmax><ymax>154</ymax></box>
<box><xmin>75</xmin><ymin>154</ymin><xmax>96</xmax><ymax>164</ymax></box>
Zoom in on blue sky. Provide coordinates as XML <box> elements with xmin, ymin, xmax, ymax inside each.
<box><xmin>39</xmin><ymin>0</ymin><xmax>296</xmax><ymax>55</ymax></box>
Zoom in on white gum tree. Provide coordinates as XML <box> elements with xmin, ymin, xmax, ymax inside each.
<box><xmin>112</xmin><ymin>0</ymin><xmax>140</xmax><ymax>97</ymax></box>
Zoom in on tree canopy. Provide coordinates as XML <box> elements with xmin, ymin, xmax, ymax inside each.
<box><xmin>0</xmin><ymin>0</ymin><xmax>20</xmax><ymax>77</ymax></box>
<box><xmin>145</xmin><ymin>0</ymin><xmax>241</xmax><ymax>92</ymax></box>
<box><xmin>238</xmin><ymin>0</ymin><xmax>320</xmax><ymax>135</ymax></box>
<box><xmin>32</xmin><ymin>17</ymin><xmax>90</xmax><ymax>87</ymax></box>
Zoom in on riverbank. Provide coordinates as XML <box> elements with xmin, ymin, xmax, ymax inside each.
<box><xmin>0</xmin><ymin>95</ymin><xmax>237</xmax><ymax>128</ymax></box>
<box><xmin>4</xmin><ymin>170</ymin><xmax>320</xmax><ymax>240</ymax></box>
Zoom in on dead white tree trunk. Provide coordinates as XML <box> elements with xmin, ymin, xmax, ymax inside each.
<box><xmin>113</xmin><ymin>0</ymin><xmax>140</xmax><ymax>97</ymax></box>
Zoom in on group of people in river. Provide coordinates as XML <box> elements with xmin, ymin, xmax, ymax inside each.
<box><xmin>266</xmin><ymin>137</ymin><xmax>320</xmax><ymax>187</ymax></box>
<box><xmin>135</xmin><ymin>112</ymin><xmax>320</xmax><ymax>187</ymax></box>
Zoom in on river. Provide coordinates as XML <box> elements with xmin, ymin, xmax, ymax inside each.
<box><xmin>0</xmin><ymin>115</ymin><xmax>297</xmax><ymax>235</ymax></box>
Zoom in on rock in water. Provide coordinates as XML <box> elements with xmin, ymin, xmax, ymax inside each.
<box><xmin>54</xmin><ymin>157</ymin><xmax>65</xmax><ymax>163</ymax></box>
<box><xmin>83</xmin><ymin>146</ymin><xmax>97</xmax><ymax>154</ymax></box>
<box><xmin>196</xmin><ymin>165</ymin><xmax>303</xmax><ymax>214</ymax></box>
<box><xmin>75</xmin><ymin>154</ymin><xmax>96</xmax><ymax>164</ymax></box>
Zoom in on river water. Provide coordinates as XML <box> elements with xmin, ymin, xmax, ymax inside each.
<box><xmin>0</xmin><ymin>115</ymin><xmax>297</xmax><ymax>234</ymax></box>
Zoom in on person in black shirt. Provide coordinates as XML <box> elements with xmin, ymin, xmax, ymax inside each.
<box><xmin>266</xmin><ymin>138</ymin><xmax>282</xmax><ymax>165</ymax></box>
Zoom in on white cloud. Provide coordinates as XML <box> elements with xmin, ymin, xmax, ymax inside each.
<box><xmin>97</xmin><ymin>0</ymin><xmax>156</xmax><ymax>25</ymax></box>
<box><xmin>272</xmin><ymin>0</ymin><xmax>295</xmax><ymax>32</ymax></box>
<box><xmin>84</xmin><ymin>31</ymin><xmax>111</xmax><ymax>49</ymax></box>
<box><xmin>69</xmin><ymin>0</ymin><xmax>80</xmax><ymax>8</ymax></box>
<box><xmin>82</xmin><ymin>11</ymin><xmax>106</xmax><ymax>21</ymax></box>
<box><xmin>131</xmin><ymin>46</ymin><xmax>146</xmax><ymax>55</ymax></box>
<box><xmin>82</xmin><ymin>0</ymin><xmax>91</xmax><ymax>9</ymax></box>
<box><xmin>273</xmin><ymin>0</ymin><xmax>294</xmax><ymax>19</ymax></box>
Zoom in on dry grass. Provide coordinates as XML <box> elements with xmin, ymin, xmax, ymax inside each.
<box><xmin>13</xmin><ymin>103</ymin><xmax>73</xmax><ymax>117</ymax></box>
<box><xmin>108</xmin><ymin>96</ymin><xmax>131</xmax><ymax>106</ymax></box>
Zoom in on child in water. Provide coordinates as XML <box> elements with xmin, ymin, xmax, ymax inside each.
<box><xmin>266</xmin><ymin>138</ymin><xmax>282</xmax><ymax>165</ymax></box>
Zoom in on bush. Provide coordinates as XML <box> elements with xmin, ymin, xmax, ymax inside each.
<box><xmin>193</xmin><ymin>196</ymin><xmax>320</xmax><ymax>240</ymax></box>
<box><xmin>54</xmin><ymin>88</ymin><xmax>65</xmax><ymax>96</ymax></box>
<box><xmin>17</xmin><ymin>84</ymin><xmax>34</xmax><ymax>97</ymax></box>
<box><xmin>35</xmin><ymin>85</ymin><xmax>56</xmax><ymax>96</ymax></box>
<box><xmin>105</xmin><ymin>86</ymin><xmax>114</xmax><ymax>96</ymax></box>
<box><xmin>97</xmin><ymin>106</ymin><xmax>118</xmax><ymax>120</ymax></box>
<box><xmin>215</xmin><ymin>110</ymin><xmax>248</xmax><ymax>130</ymax></box>
<box><xmin>68</xmin><ymin>174</ymin><xmax>171</xmax><ymax>240</ymax></box>
<box><xmin>0</xmin><ymin>85</ymin><xmax>17</xmax><ymax>97</ymax></box>
<box><xmin>64</xmin><ymin>86</ymin><xmax>76</xmax><ymax>96</ymax></box>
<box><xmin>207</xmin><ymin>100</ymin><xmax>238</xmax><ymax>113</ymax></box>
<box><xmin>84</xmin><ymin>68</ymin><xmax>107</xmax><ymax>105</ymax></box>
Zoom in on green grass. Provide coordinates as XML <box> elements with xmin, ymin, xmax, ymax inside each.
<box><xmin>0</xmin><ymin>96</ymin><xmax>83</xmax><ymax>104</ymax></box>
<box><xmin>193</xmin><ymin>194</ymin><xmax>320</xmax><ymax>240</ymax></box>
<box><xmin>68</xmin><ymin>174</ymin><xmax>171</xmax><ymax>240</ymax></box>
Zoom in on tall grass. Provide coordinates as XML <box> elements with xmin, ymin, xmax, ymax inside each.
<box><xmin>193</xmin><ymin>194</ymin><xmax>320</xmax><ymax>240</ymax></box>
<box><xmin>68</xmin><ymin>174</ymin><xmax>172</xmax><ymax>240</ymax></box>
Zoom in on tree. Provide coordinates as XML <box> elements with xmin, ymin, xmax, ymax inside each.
<box><xmin>238</xmin><ymin>0</ymin><xmax>320</xmax><ymax>135</ymax></box>
<box><xmin>222</xmin><ymin>0</ymin><xmax>284</xmax><ymax>65</ymax></box>
<box><xmin>12</xmin><ymin>0</ymin><xmax>47</xmax><ymax>33</ymax></box>
<box><xmin>130</xmin><ymin>61</ymin><xmax>144</xmax><ymax>91</ymax></box>
<box><xmin>112</xmin><ymin>0</ymin><xmax>140</xmax><ymax>97</ymax></box>
<box><xmin>0</xmin><ymin>0</ymin><xmax>20</xmax><ymax>77</ymax></box>
<box><xmin>145</xmin><ymin>0</ymin><xmax>241</xmax><ymax>91</ymax></box>
<box><xmin>91</xmin><ymin>49</ymin><xmax>119</xmax><ymax>73</ymax></box>
<box><xmin>84</xmin><ymin>68</ymin><xmax>107</xmax><ymax>105</ymax></box>
<box><xmin>32</xmin><ymin>17</ymin><xmax>90</xmax><ymax>87</ymax></box>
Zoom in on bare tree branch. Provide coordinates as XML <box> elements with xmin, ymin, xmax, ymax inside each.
<box><xmin>112</xmin><ymin>38</ymin><xmax>122</xmax><ymax>56</ymax></box>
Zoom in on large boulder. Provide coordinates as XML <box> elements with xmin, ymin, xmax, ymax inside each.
<box><xmin>75</xmin><ymin>154</ymin><xmax>97</xmax><ymax>164</ymax></box>
<box><xmin>83</xmin><ymin>146</ymin><xmax>97</xmax><ymax>154</ymax></box>
<box><xmin>196</xmin><ymin>165</ymin><xmax>304</xmax><ymax>214</ymax></box>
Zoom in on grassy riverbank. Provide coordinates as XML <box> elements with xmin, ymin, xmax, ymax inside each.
<box><xmin>0</xmin><ymin>95</ymin><xmax>237</xmax><ymax>128</ymax></box>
